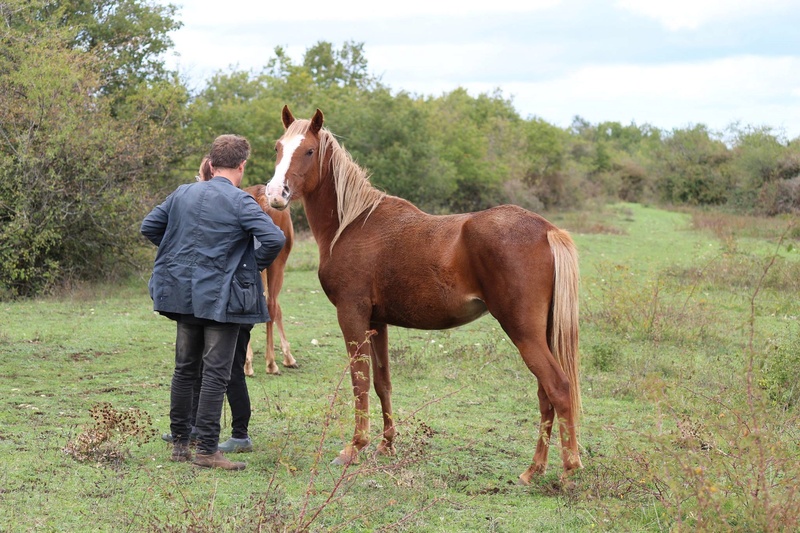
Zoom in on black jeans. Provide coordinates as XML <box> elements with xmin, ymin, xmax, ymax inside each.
<box><xmin>187</xmin><ymin>324</ymin><xmax>252</xmax><ymax>440</ymax></box>
<box><xmin>228</xmin><ymin>324</ymin><xmax>252</xmax><ymax>439</ymax></box>
<box><xmin>170</xmin><ymin>320</ymin><xmax>239</xmax><ymax>454</ymax></box>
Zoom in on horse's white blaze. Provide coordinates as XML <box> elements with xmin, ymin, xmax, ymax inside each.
<box><xmin>267</xmin><ymin>134</ymin><xmax>304</xmax><ymax>202</ymax></box>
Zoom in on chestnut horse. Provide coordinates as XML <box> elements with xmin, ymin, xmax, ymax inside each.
<box><xmin>198</xmin><ymin>157</ymin><xmax>296</xmax><ymax>375</ymax></box>
<box><xmin>265</xmin><ymin>106</ymin><xmax>582</xmax><ymax>483</ymax></box>
<box><xmin>242</xmin><ymin>185</ymin><xmax>297</xmax><ymax>376</ymax></box>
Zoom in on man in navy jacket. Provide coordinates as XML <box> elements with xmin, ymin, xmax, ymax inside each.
<box><xmin>141</xmin><ymin>134</ymin><xmax>285</xmax><ymax>470</ymax></box>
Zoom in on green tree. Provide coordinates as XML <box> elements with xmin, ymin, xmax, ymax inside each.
<box><xmin>427</xmin><ymin>88</ymin><xmax>518</xmax><ymax>212</ymax></box>
<box><xmin>186</xmin><ymin>41</ymin><xmax>377</xmax><ymax>186</ymax></box>
<box><xmin>654</xmin><ymin>125</ymin><xmax>732</xmax><ymax>205</ymax></box>
<box><xmin>186</xmin><ymin>68</ymin><xmax>286</xmax><ymax>185</ymax></box>
<box><xmin>323</xmin><ymin>88</ymin><xmax>452</xmax><ymax>213</ymax></box>
<box><xmin>302</xmin><ymin>40</ymin><xmax>374</xmax><ymax>90</ymax></box>
<box><xmin>726</xmin><ymin>125</ymin><xmax>800</xmax><ymax>212</ymax></box>
<box><xmin>39</xmin><ymin>0</ymin><xmax>181</xmax><ymax>111</ymax></box>
<box><xmin>523</xmin><ymin>118</ymin><xmax>570</xmax><ymax>208</ymax></box>
<box><xmin>0</xmin><ymin>0</ymin><xmax>187</xmax><ymax>298</ymax></box>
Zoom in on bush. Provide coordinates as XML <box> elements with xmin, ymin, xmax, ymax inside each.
<box><xmin>757</xmin><ymin>176</ymin><xmax>800</xmax><ymax>215</ymax></box>
<box><xmin>0</xmin><ymin>7</ymin><xmax>187</xmax><ymax>297</ymax></box>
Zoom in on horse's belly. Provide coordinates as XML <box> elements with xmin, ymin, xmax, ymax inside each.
<box><xmin>380</xmin><ymin>295</ymin><xmax>488</xmax><ymax>330</ymax></box>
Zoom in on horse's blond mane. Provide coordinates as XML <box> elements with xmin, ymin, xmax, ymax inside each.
<box><xmin>286</xmin><ymin>119</ymin><xmax>385</xmax><ymax>251</ymax></box>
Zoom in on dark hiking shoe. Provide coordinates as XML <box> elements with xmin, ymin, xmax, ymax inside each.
<box><xmin>217</xmin><ymin>437</ymin><xmax>253</xmax><ymax>453</ymax></box>
<box><xmin>192</xmin><ymin>451</ymin><xmax>246</xmax><ymax>471</ymax></box>
<box><xmin>170</xmin><ymin>443</ymin><xmax>192</xmax><ymax>462</ymax></box>
<box><xmin>162</xmin><ymin>428</ymin><xmax>198</xmax><ymax>443</ymax></box>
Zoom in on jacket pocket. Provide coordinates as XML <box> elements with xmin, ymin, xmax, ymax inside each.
<box><xmin>227</xmin><ymin>275</ymin><xmax>258</xmax><ymax>315</ymax></box>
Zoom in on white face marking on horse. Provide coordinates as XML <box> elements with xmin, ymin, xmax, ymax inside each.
<box><xmin>267</xmin><ymin>134</ymin><xmax>304</xmax><ymax>201</ymax></box>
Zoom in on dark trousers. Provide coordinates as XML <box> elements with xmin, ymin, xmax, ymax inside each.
<box><xmin>187</xmin><ymin>324</ymin><xmax>252</xmax><ymax>440</ymax></box>
<box><xmin>228</xmin><ymin>324</ymin><xmax>252</xmax><ymax>439</ymax></box>
<box><xmin>170</xmin><ymin>321</ymin><xmax>239</xmax><ymax>454</ymax></box>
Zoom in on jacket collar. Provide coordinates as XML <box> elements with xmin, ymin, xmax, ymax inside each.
<box><xmin>211</xmin><ymin>176</ymin><xmax>235</xmax><ymax>186</ymax></box>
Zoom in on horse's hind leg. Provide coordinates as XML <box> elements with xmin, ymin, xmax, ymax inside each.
<box><xmin>370</xmin><ymin>323</ymin><xmax>395</xmax><ymax>457</ymax></box>
<box><xmin>513</xmin><ymin>336</ymin><xmax>581</xmax><ymax>484</ymax></box>
<box><xmin>518</xmin><ymin>382</ymin><xmax>556</xmax><ymax>482</ymax></box>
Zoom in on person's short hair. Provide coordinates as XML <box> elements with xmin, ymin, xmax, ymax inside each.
<box><xmin>208</xmin><ymin>134</ymin><xmax>250</xmax><ymax>170</ymax></box>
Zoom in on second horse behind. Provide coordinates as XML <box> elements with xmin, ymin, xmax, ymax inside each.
<box><xmin>243</xmin><ymin>184</ymin><xmax>296</xmax><ymax>376</ymax></box>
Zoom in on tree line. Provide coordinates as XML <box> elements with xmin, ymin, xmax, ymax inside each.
<box><xmin>2</xmin><ymin>0</ymin><xmax>799</xmax><ymax>298</ymax></box>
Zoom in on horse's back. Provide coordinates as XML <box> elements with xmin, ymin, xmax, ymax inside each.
<box><xmin>460</xmin><ymin>204</ymin><xmax>557</xmax><ymax>264</ymax></box>
<box><xmin>321</xmin><ymin>201</ymin><xmax>559</xmax><ymax>329</ymax></box>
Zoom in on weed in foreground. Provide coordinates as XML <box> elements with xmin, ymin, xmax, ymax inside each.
<box><xmin>63</xmin><ymin>402</ymin><xmax>156</xmax><ymax>465</ymax></box>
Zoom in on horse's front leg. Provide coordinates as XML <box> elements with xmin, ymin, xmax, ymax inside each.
<box><xmin>332</xmin><ymin>314</ymin><xmax>374</xmax><ymax>466</ymax></box>
<box><xmin>272</xmin><ymin>300</ymin><xmax>296</xmax><ymax>368</ymax></box>
<box><xmin>244</xmin><ymin>342</ymin><xmax>255</xmax><ymax>376</ymax></box>
<box><xmin>262</xmin><ymin>269</ymin><xmax>281</xmax><ymax>375</ymax></box>
<box><xmin>370</xmin><ymin>323</ymin><xmax>395</xmax><ymax>457</ymax></box>
<box><xmin>264</xmin><ymin>318</ymin><xmax>280</xmax><ymax>374</ymax></box>
<box><xmin>267</xmin><ymin>265</ymin><xmax>297</xmax><ymax>370</ymax></box>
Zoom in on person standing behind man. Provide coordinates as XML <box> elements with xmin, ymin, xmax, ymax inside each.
<box><xmin>141</xmin><ymin>135</ymin><xmax>285</xmax><ymax>470</ymax></box>
<box><xmin>161</xmin><ymin>157</ymin><xmax>258</xmax><ymax>453</ymax></box>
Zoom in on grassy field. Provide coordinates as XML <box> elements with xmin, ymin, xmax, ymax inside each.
<box><xmin>1</xmin><ymin>203</ymin><xmax>799</xmax><ymax>532</ymax></box>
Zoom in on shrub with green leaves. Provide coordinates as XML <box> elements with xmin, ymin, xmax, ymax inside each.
<box><xmin>0</xmin><ymin>1</ymin><xmax>187</xmax><ymax>298</ymax></box>
<box><xmin>759</xmin><ymin>328</ymin><xmax>800</xmax><ymax>409</ymax></box>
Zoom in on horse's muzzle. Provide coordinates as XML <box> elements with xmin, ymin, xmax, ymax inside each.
<box><xmin>266</xmin><ymin>183</ymin><xmax>291</xmax><ymax>210</ymax></box>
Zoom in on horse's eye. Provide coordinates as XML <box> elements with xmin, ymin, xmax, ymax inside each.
<box><xmin>306</xmin><ymin>149</ymin><xmax>314</xmax><ymax>156</ymax></box>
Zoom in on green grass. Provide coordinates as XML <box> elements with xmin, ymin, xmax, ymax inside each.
<box><xmin>1</xmin><ymin>203</ymin><xmax>799</xmax><ymax>531</ymax></box>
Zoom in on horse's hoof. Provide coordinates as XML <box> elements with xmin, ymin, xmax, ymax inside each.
<box><xmin>284</xmin><ymin>363</ymin><xmax>299</xmax><ymax>369</ymax></box>
<box><xmin>332</xmin><ymin>448</ymin><xmax>359</xmax><ymax>466</ymax></box>
<box><xmin>518</xmin><ymin>464</ymin><xmax>546</xmax><ymax>485</ymax></box>
<box><xmin>559</xmin><ymin>475</ymin><xmax>577</xmax><ymax>491</ymax></box>
<box><xmin>375</xmin><ymin>443</ymin><xmax>395</xmax><ymax>457</ymax></box>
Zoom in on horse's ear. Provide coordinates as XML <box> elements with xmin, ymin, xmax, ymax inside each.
<box><xmin>310</xmin><ymin>108</ymin><xmax>324</xmax><ymax>135</ymax></box>
<box><xmin>281</xmin><ymin>105</ymin><xmax>294</xmax><ymax>129</ymax></box>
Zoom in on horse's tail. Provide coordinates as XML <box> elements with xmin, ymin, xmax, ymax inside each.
<box><xmin>547</xmin><ymin>229</ymin><xmax>581</xmax><ymax>422</ymax></box>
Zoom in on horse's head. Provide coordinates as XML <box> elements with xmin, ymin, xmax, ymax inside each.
<box><xmin>266</xmin><ymin>105</ymin><xmax>324</xmax><ymax>210</ymax></box>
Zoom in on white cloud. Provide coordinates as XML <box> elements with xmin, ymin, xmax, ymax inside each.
<box><xmin>478</xmin><ymin>55</ymin><xmax>800</xmax><ymax>136</ymax></box>
<box><xmin>160</xmin><ymin>0</ymin><xmax>800</xmax><ymax>139</ymax></box>
<box><xmin>614</xmin><ymin>0</ymin><xmax>795</xmax><ymax>30</ymax></box>
<box><xmin>172</xmin><ymin>0</ymin><xmax>560</xmax><ymax>24</ymax></box>
<box><xmin>368</xmin><ymin>43</ymin><xmax>531</xmax><ymax>82</ymax></box>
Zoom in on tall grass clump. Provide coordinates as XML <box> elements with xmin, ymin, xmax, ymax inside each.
<box><xmin>582</xmin><ymin>261</ymin><xmax>714</xmax><ymax>346</ymax></box>
<box><xmin>759</xmin><ymin>327</ymin><xmax>800</xmax><ymax>409</ymax></box>
<box><xmin>576</xmin><ymin>220</ymin><xmax>800</xmax><ymax>532</ymax></box>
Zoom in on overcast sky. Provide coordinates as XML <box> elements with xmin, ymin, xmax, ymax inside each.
<box><xmin>160</xmin><ymin>0</ymin><xmax>800</xmax><ymax>140</ymax></box>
